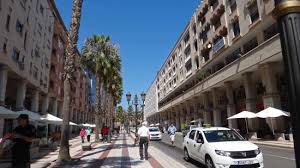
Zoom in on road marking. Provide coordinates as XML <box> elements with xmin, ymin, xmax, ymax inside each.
<box><xmin>263</xmin><ymin>153</ymin><xmax>295</xmax><ymax>161</ymax></box>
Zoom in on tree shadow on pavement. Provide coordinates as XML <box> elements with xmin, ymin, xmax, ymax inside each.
<box><xmin>50</xmin><ymin>156</ymin><xmax>143</xmax><ymax>168</ymax></box>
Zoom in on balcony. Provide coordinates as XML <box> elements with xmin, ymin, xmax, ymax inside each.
<box><xmin>185</xmin><ymin>55</ymin><xmax>191</xmax><ymax>63</ymax></box>
<box><xmin>212</xmin><ymin>37</ymin><xmax>225</xmax><ymax>54</ymax></box>
<box><xmin>186</xmin><ymin>70</ymin><xmax>192</xmax><ymax>77</ymax></box>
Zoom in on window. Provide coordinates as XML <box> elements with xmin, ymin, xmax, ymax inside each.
<box><xmin>232</xmin><ymin>19</ymin><xmax>240</xmax><ymax>37</ymax></box>
<box><xmin>203</xmin><ymin>130</ymin><xmax>244</xmax><ymax>142</ymax></box>
<box><xmin>228</xmin><ymin>0</ymin><xmax>237</xmax><ymax>12</ymax></box>
<box><xmin>248</xmin><ymin>2</ymin><xmax>259</xmax><ymax>23</ymax></box>
<box><xmin>184</xmin><ymin>33</ymin><xmax>190</xmax><ymax>46</ymax></box>
<box><xmin>211</xmin><ymin>0</ymin><xmax>219</xmax><ymax>10</ymax></box>
<box><xmin>196</xmin><ymin>131</ymin><xmax>204</xmax><ymax>142</ymax></box>
<box><xmin>24</xmin><ymin>31</ymin><xmax>27</xmax><ymax>49</ymax></box>
<box><xmin>243</xmin><ymin>38</ymin><xmax>258</xmax><ymax>54</ymax></box>
<box><xmin>185</xmin><ymin>59</ymin><xmax>192</xmax><ymax>72</ymax></box>
<box><xmin>184</xmin><ymin>46</ymin><xmax>191</xmax><ymax>58</ymax></box>
<box><xmin>6</xmin><ymin>15</ymin><xmax>11</xmax><ymax>32</ymax></box>
<box><xmin>33</xmin><ymin>66</ymin><xmax>38</xmax><ymax>79</ymax></box>
<box><xmin>3</xmin><ymin>38</ymin><xmax>7</xmax><ymax>53</ymax></box>
<box><xmin>189</xmin><ymin>130</ymin><xmax>196</xmax><ymax>140</ymax></box>
<box><xmin>192</xmin><ymin>25</ymin><xmax>196</xmax><ymax>35</ymax></box>
<box><xmin>194</xmin><ymin>40</ymin><xmax>198</xmax><ymax>51</ymax></box>
<box><xmin>40</xmin><ymin>5</ymin><xmax>44</xmax><ymax>15</ymax></box>
<box><xmin>12</xmin><ymin>48</ymin><xmax>20</xmax><ymax>61</ymax></box>
<box><xmin>16</xmin><ymin>20</ymin><xmax>24</xmax><ymax>34</ymax></box>
<box><xmin>264</xmin><ymin>24</ymin><xmax>278</xmax><ymax>40</ymax></box>
<box><xmin>214</xmin><ymin>19</ymin><xmax>221</xmax><ymax>31</ymax></box>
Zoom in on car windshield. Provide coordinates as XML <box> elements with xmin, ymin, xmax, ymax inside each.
<box><xmin>203</xmin><ymin>130</ymin><xmax>244</xmax><ymax>142</ymax></box>
<box><xmin>149</xmin><ymin>128</ymin><xmax>159</xmax><ymax>132</ymax></box>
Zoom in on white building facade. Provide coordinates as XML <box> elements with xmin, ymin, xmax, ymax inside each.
<box><xmin>147</xmin><ymin>0</ymin><xmax>290</xmax><ymax>140</ymax></box>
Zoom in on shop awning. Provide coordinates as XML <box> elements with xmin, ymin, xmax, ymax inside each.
<box><xmin>0</xmin><ymin>106</ymin><xmax>18</xmax><ymax>118</ymax></box>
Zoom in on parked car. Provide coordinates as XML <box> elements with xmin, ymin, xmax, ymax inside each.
<box><xmin>183</xmin><ymin>127</ymin><xmax>264</xmax><ymax>168</ymax></box>
<box><xmin>148</xmin><ymin>127</ymin><xmax>162</xmax><ymax>140</ymax></box>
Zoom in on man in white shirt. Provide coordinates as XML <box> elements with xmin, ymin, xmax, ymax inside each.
<box><xmin>137</xmin><ymin>121</ymin><xmax>150</xmax><ymax>160</ymax></box>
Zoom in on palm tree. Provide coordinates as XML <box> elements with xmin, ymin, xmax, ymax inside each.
<box><xmin>81</xmin><ymin>35</ymin><xmax>118</xmax><ymax>142</ymax></box>
<box><xmin>58</xmin><ymin>0</ymin><xmax>84</xmax><ymax>162</ymax></box>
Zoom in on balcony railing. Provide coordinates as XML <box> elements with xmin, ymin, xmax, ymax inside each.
<box><xmin>212</xmin><ymin>37</ymin><xmax>225</xmax><ymax>54</ymax></box>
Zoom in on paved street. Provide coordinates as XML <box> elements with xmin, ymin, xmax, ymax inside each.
<box><xmin>22</xmin><ymin>132</ymin><xmax>296</xmax><ymax>168</ymax></box>
<box><xmin>151</xmin><ymin>140</ymin><xmax>296</xmax><ymax>168</ymax></box>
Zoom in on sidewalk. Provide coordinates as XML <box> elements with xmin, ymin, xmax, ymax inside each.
<box><xmin>30</xmin><ymin>131</ymin><xmax>190</xmax><ymax>168</ymax></box>
<box><xmin>31</xmin><ymin>135</ymin><xmax>93</xmax><ymax>168</ymax></box>
<box><xmin>250</xmin><ymin>139</ymin><xmax>294</xmax><ymax>149</ymax></box>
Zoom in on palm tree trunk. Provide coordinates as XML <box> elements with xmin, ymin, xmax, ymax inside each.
<box><xmin>58</xmin><ymin>0</ymin><xmax>83</xmax><ymax>162</ymax></box>
<box><xmin>95</xmin><ymin>75</ymin><xmax>101</xmax><ymax>142</ymax></box>
<box><xmin>58</xmin><ymin>79</ymin><xmax>71</xmax><ymax>161</ymax></box>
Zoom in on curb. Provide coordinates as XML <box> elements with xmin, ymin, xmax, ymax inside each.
<box><xmin>251</xmin><ymin>141</ymin><xmax>294</xmax><ymax>149</ymax></box>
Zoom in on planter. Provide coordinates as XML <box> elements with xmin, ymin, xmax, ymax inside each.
<box><xmin>249</xmin><ymin>132</ymin><xmax>257</xmax><ymax>140</ymax></box>
<box><xmin>275</xmin><ymin>133</ymin><xmax>285</xmax><ymax>141</ymax></box>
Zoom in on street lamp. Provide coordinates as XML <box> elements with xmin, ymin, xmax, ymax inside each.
<box><xmin>274</xmin><ymin>0</ymin><xmax>300</xmax><ymax>166</ymax></box>
<box><xmin>125</xmin><ymin>92</ymin><xmax>131</xmax><ymax>133</ymax></box>
<box><xmin>140</xmin><ymin>92</ymin><xmax>146</xmax><ymax>121</ymax></box>
<box><xmin>134</xmin><ymin>94</ymin><xmax>139</xmax><ymax>133</ymax></box>
<box><xmin>126</xmin><ymin>91</ymin><xmax>145</xmax><ymax>133</ymax></box>
<box><xmin>126</xmin><ymin>92</ymin><xmax>132</xmax><ymax>104</ymax></box>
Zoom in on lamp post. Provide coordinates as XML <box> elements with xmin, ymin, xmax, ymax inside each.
<box><xmin>126</xmin><ymin>92</ymin><xmax>145</xmax><ymax>133</ymax></box>
<box><xmin>140</xmin><ymin>92</ymin><xmax>146</xmax><ymax>121</ymax></box>
<box><xmin>126</xmin><ymin>92</ymin><xmax>131</xmax><ymax>133</ymax></box>
<box><xmin>134</xmin><ymin>95</ymin><xmax>139</xmax><ymax>133</ymax></box>
<box><xmin>274</xmin><ymin>0</ymin><xmax>300</xmax><ymax>166</ymax></box>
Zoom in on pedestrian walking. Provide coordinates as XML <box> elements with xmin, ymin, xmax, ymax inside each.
<box><xmin>137</xmin><ymin>121</ymin><xmax>150</xmax><ymax>160</ymax></box>
<box><xmin>12</xmin><ymin>114</ymin><xmax>36</xmax><ymax>168</ymax></box>
<box><xmin>80</xmin><ymin>128</ymin><xmax>86</xmax><ymax>143</ymax></box>
<box><xmin>86</xmin><ymin>127</ymin><xmax>91</xmax><ymax>142</ymax></box>
<box><xmin>101</xmin><ymin>125</ymin><xmax>109</xmax><ymax>143</ymax></box>
<box><xmin>168</xmin><ymin>124</ymin><xmax>177</xmax><ymax>146</ymax></box>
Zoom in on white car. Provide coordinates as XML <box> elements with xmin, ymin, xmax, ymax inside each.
<box><xmin>183</xmin><ymin>127</ymin><xmax>264</xmax><ymax>168</ymax></box>
<box><xmin>148</xmin><ymin>127</ymin><xmax>162</xmax><ymax>140</ymax></box>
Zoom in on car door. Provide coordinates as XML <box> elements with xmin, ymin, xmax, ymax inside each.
<box><xmin>187</xmin><ymin>130</ymin><xmax>197</xmax><ymax>158</ymax></box>
<box><xmin>192</xmin><ymin>131</ymin><xmax>205</xmax><ymax>163</ymax></box>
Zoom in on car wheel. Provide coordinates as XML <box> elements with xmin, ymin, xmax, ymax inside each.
<box><xmin>184</xmin><ymin>148</ymin><xmax>190</xmax><ymax>161</ymax></box>
<box><xmin>205</xmin><ymin>156</ymin><xmax>215</xmax><ymax>168</ymax></box>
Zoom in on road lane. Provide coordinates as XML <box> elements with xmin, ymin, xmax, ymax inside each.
<box><xmin>259</xmin><ymin>145</ymin><xmax>296</xmax><ymax>168</ymax></box>
<box><xmin>151</xmin><ymin>140</ymin><xmax>296</xmax><ymax>168</ymax></box>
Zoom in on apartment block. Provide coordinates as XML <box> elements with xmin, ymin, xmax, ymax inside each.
<box><xmin>147</xmin><ymin>0</ymin><xmax>289</xmax><ymax>140</ymax></box>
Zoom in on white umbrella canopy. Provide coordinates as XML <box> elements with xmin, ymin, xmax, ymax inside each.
<box><xmin>70</xmin><ymin>122</ymin><xmax>78</xmax><ymax>126</ymax></box>
<box><xmin>0</xmin><ymin>106</ymin><xmax>18</xmax><ymax>118</ymax></box>
<box><xmin>227</xmin><ymin>111</ymin><xmax>257</xmax><ymax>135</ymax></box>
<box><xmin>257</xmin><ymin>107</ymin><xmax>290</xmax><ymax>136</ymax></box>
<box><xmin>89</xmin><ymin>124</ymin><xmax>96</xmax><ymax>128</ymax></box>
<box><xmin>256</xmin><ymin>107</ymin><xmax>290</xmax><ymax>118</ymax></box>
<box><xmin>40</xmin><ymin>113</ymin><xmax>63</xmax><ymax>125</ymax></box>
<box><xmin>227</xmin><ymin>111</ymin><xmax>257</xmax><ymax>120</ymax></box>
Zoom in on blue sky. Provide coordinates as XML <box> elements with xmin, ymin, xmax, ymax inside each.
<box><xmin>55</xmin><ymin>0</ymin><xmax>200</xmax><ymax>108</ymax></box>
